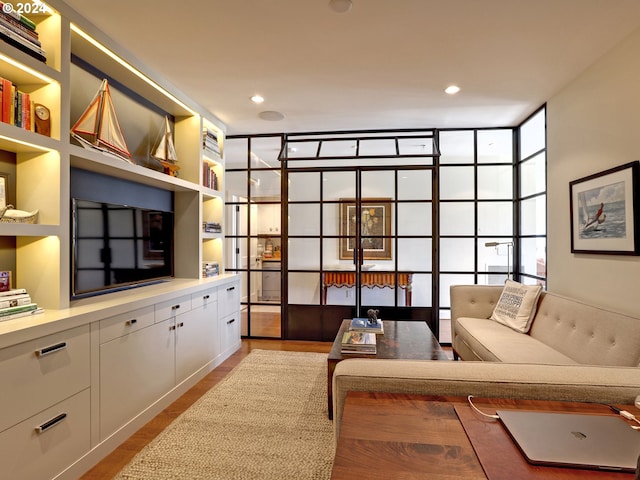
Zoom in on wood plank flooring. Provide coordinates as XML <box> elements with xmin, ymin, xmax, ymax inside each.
<box><xmin>79</xmin><ymin>339</ymin><xmax>332</xmax><ymax>479</ymax></box>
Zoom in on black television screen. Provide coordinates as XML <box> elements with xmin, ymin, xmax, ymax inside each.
<box><xmin>71</xmin><ymin>198</ymin><xmax>174</xmax><ymax>298</ymax></box>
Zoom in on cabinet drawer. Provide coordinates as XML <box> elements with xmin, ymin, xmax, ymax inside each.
<box><xmin>99</xmin><ymin>305</ymin><xmax>155</xmax><ymax>344</ymax></box>
<box><xmin>0</xmin><ymin>325</ymin><xmax>90</xmax><ymax>433</ymax></box>
<box><xmin>191</xmin><ymin>288</ymin><xmax>218</xmax><ymax>309</ymax></box>
<box><xmin>220</xmin><ymin>312</ymin><xmax>240</xmax><ymax>354</ymax></box>
<box><xmin>218</xmin><ymin>282</ymin><xmax>240</xmax><ymax>318</ymax></box>
<box><xmin>155</xmin><ymin>294</ymin><xmax>192</xmax><ymax>322</ymax></box>
<box><xmin>0</xmin><ymin>388</ymin><xmax>90</xmax><ymax>480</ymax></box>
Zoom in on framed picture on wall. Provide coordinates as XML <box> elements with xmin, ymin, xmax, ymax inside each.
<box><xmin>339</xmin><ymin>198</ymin><xmax>392</xmax><ymax>260</ymax></box>
<box><xmin>569</xmin><ymin>161</ymin><xmax>640</xmax><ymax>255</ymax></box>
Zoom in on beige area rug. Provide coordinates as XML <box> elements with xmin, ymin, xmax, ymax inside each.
<box><xmin>114</xmin><ymin>350</ymin><xmax>334</xmax><ymax>480</ymax></box>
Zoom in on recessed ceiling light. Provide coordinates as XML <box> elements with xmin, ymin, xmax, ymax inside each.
<box><xmin>445</xmin><ymin>85</ymin><xmax>461</xmax><ymax>95</ymax></box>
<box><xmin>258</xmin><ymin>111</ymin><xmax>285</xmax><ymax>121</ymax></box>
<box><xmin>329</xmin><ymin>0</ymin><xmax>352</xmax><ymax>13</ymax></box>
<box><xmin>251</xmin><ymin>94</ymin><xmax>264</xmax><ymax>104</ymax></box>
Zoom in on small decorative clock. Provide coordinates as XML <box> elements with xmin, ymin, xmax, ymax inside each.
<box><xmin>34</xmin><ymin>103</ymin><xmax>51</xmax><ymax>136</ymax></box>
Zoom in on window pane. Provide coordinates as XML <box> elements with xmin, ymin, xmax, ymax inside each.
<box><xmin>477</xmin><ymin>129</ymin><xmax>513</xmax><ymax>164</ymax></box>
<box><xmin>288</xmin><ymin>272</ymin><xmax>321</xmax><ymax>304</ymax></box>
<box><xmin>439</xmin><ymin>274</ymin><xmax>475</xmax><ymax>307</ymax></box>
<box><xmin>225</xmin><ymin>171</ymin><xmax>247</xmax><ymax>201</ymax></box>
<box><xmin>397</xmin><ymin>238</ymin><xmax>431</xmax><ymax>270</ymax></box>
<box><xmin>440</xmin><ymin>202</ymin><xmax>474</xmax><ymax>235</ymax></box>
<box><xmin>322</xmin><ymin>202</ymin><xmax>341</xmax><ymax>236</ymax></box>
<box><xmin>288</xmin><ymin>172</ymin><xmax>320</xmax><ymax>201</ymax></box>
<box><xmin>288</xmin><ymin>238</ymin><xmax>319</xmax><ymax>269</ymax></box>
<box><xmin>250</xmin><ymin>136</ymin><xmax>282</xmax><ymax>168</ymax></box>
<box><xmin>362</xmin><ymin>170</ymin><xmax>395</xmax><ymax>199</ymax></box>
<box><xmin>289</xmin><ymin>204</ymin><xmax>319</xmax><ymax>236</ymax></box>
<box><xmin>521</xmin><ymin>237</ymin><xmax>546</xmax><ymax>278</ymax></box>
<box><xmin>440</xmin><ymin>131</ymin><xmax>474</xmax><ymax>164</ymax></box>
<box><xmin>322</xmin><ymin>171</ymin><xmax>355</xmax><ymax>201</ymax></box>
<box><xmin>224</xmin><ymin>138</ymin><xmax>248</xmax><ymax>168</ymax></box>
<box><xmin>398</xmin><ymin>170</ymin><xmax>432</xmax><ymax>200</ymax></box>
<box><xmin>479</xmin><ymin>240</ymin><xmax>513</xmax><ymax>284</ymax></box>
<box><xmin>397</xmin><ymin>202</ymin><xmax>431</xmax><ymax>236</ymax></box>
<box><xmin>521</xmin><ymin>195</ymin><xmax>546</xmax><ymax>235</ymax></box>
<box><xmin>478</xmin><ymin>165</ymin><xmax>512</xmax><ymax>199</ymax></box>
<box><xmin>406</xmin><ymin>273</ymin><xmax>432</xmax><ymax>307</ymax></box>
<box><xmin>249</xmin><ymin>170</ymin><xmax>281</xmax><ymax>198</ymax></box>
<box><xmin>478</xmin><ymin>202</ymin><xmax>513</xmax><ymax>236</ymax></box>
<box><xmin>440</xmin><ymin>166</ymin><xmax>474</xmax><ymax>199</ymax></box>
<box><xmin>520</xmin><ymin>152</ymin><xmax>546</xmax><ymax>197</ymax></box>
<box><xmin>520</xmin><ymin>109</ymin><xmax>546</xmax><ymax>159</ymax></box>
<box><xmin>440</xmin><ymin>238</ymin><xmax>474</xmax><ymax>271</ymax></box>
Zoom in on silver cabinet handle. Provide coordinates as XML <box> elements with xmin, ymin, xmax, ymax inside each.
<box><xmin>227</xmin><ymin>318</ymin><xmax>235</xmax><ymax>325</ymax></box>
<box><xmin>35</xmin><ymin>342</ymin><xmax>67</xmax><ymax>357</ymax></box>
<box><xmin>169</xmin><ymin>325</ymin><xmax>176</xmax><ymax>331</ymax></box>
<box><xmin>171</xmin><ymin>304</ymin><xmax>181</xmax><ymax>310</ymax></box>
<box><xmin>126</xmin><ymin>319</ymin><xmax>137</xmax><ymax>326</ymax></box>
<box><xmin>203</xmin><ymin>294</ymin><xmax>210</xmax><ymax>300</ymax></box>
<box><xmin>35</xmin><ymin>413</ymin><xmax>67</xmax><ymax>433</ymax></box>
<box><xmin>227</xmin><ymin>286</ymin><xmax>235</xmax><ymax>292</ymax></box>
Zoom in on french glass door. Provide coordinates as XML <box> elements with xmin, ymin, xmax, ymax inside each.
<box><xmin>285</xmin><ymin>165</ymin><xmax>434</xmax><ymax>340</ymax></box>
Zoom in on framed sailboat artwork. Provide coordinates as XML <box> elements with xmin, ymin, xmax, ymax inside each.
<box><xmin>71</xmin><ymin>79</ymin><xmax>134</xmax><ymax>164</ymax></box>
<box><xmin>569</xmin><ymin>161</ymin><xmax>640</xmax><ymax>255</ymax></box>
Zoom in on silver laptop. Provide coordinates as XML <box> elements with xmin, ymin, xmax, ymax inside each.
<box><xmin>497</xmin><ymin>409</ymin><xmax>640</xmax><ymax>473</ymax></box>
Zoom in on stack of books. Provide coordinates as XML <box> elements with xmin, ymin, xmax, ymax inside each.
<box><xmin>340</xmin><ymin>331</ymin><xmax>377</xmax><ymax>354</ymax></box>
<box><xmin>202</xmin><ymin>163</ymin><xmax>218</xmax><ymax>190</ymax></box>
<box><xmin>349</xmin><ymin>317</ymin><xmax>384</xmax><ymax>334</ymax></box>
<box><xmin>203</xmin><ymin>221</ymin><xmax>222</xmax><ymax>233</ymax></box>
<box><xmin>202</xmin><ymin>128</ymin><xmax>220</xmax><ymax>159</ymax></box>
<box><xmin>1</xmin><ymin>77</ymin><xmax>33</xmax><ymax>130</ymax></box>
<box><xmin>0</xmin><ymin>288</ymin><xmax>44</xmax><ymax>322</ymax></box>
<box><xmin>202</xmin><ymin>261</ymin><xmax>219</xmax><ymax>278</ymax></box>
<box><xmin>0</xmin><ymin>2</ymin><xmax>46</xmax><ymax>62</ymax></box>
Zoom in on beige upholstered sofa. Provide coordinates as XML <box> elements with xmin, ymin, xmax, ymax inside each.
<box><xmin>332</xmin><ymin>284</ymin><xmax>640</xmax><ymax>438</ymax></box>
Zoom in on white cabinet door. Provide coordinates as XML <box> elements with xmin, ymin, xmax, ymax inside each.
<box><xmin>175</xmin><ymin>298</ymin><xmax>219</xmax><ymax>383</ymax></box>
<box><xmin>99</xmin><ymin>320</ymin><xmax>175</xmax><ymax>440</ymax></box>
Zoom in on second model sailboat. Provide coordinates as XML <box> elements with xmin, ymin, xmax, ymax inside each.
<box><xmin>71</xmin><ymin>78</ymin><xmax>133</xmax><ymax>163</ymax></box>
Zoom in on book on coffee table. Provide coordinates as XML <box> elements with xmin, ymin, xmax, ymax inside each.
<box><xmin>349</xmin><ymin>317</ymin><xmax>384</xmax><ymax>334</ymax></box>
<box><xmin>341</xmin><ymin>331</ymin><xmax>377</xmax><ymax>354</ymax></box>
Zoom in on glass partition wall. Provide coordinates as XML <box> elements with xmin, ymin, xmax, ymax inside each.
<box><xmin>225</xmin><ymin>120</ymin><xmax>547</xmax><ymax>343</ymax></box>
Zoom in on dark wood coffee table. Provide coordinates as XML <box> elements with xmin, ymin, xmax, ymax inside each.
<box><xmin>327</xmin><ymin>319</ymin><xmax>449</xmax><ymax>418</ymax></box>
<box><xmin>331</xmin><ymin>392</ymin><xmax>638</xmax><ymax>480</ymax></box>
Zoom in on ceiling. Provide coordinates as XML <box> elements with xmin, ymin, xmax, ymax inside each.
<box><xmin>60</xmin><ymin>0</ymin><xmax>640</xmax><ymax>136</ymax></box>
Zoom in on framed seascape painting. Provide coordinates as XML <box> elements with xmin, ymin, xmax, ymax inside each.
<box><xmin>340</xmin><ymin>198</ymin><xmax>392</xmax><ymax>260</ymax></box>
<box><xmin>569</xmin><ymin>161</ymin><xmax>640</xmax><ymax>255</ymax></box>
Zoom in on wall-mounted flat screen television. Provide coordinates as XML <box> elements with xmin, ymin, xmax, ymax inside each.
<box><xmin>71</xmin><ymin>198</ymin><xmax>174</xmax><ymax>298</ymax></box>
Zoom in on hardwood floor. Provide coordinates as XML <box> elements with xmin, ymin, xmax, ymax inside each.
<box><xmin>79</xmin><ymin>339</ymin><xmax>332</xmax><ymax>480</ymax></box>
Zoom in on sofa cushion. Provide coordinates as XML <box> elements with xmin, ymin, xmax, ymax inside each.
<box><xmin>456</xmin><ymin>317</ymin><xmax>577</xmax><ymax>364</ymax></box>
<box><xmin>490</xmin><ymin>280</ymin><xmax>542</xmax><ymax>333</ymax></box>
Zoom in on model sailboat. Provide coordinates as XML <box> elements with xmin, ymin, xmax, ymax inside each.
<box><xmin>152</xmin><ymin>116</ymin><xmax>180</xmax><ymax>177</ymax></box>
<box><xmin>71</xmin><ymin>79</ymin><xmax>133</xmax><ymax>163</ymax></box>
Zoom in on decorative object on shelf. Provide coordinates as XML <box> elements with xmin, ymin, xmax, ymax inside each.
<box><xmin>152</xmin><ymin>116</ymin><xmax>179</xmax><ymax>177</ymax></box>
<box><xmin>202</xmin><ymin>261</ymin><xmax>219</xmax><ymax>278</ymax></box>
<box><xmin>202</xmin><ymin>221</ymin><xmax>221</xmax><ymax>233</ymax></box>
<box><xmin>33</xmin><ymin>103</ymin><xmax>50</xmax><ymax>136</ymax></box>
<box><xmin>569</xmin><ymin>161</ymin><xmax>640</xmax><ymax>255</ymax></box>
<box><xmin>367</xmin><ymin>308</ymin><xmax>379</xmax><ymax>325</ymax></box>
<box><xmin>71</xmin><ymin>78</ymin><xmax>133</xmax><ymax>163</ymax></box>
<box><xmin>0</xmin><ymin>271</ymin><xmax>10</xmax><ymax>291</ymax></box>
<box><xmin>0</xmin><ymin>3</ymin><xmax>46</xmax><ymax>63</ymax></box>
<box><xmin>0</xmin><ymin>204</ymin><xmax>38</xmax><ymax>224</ymax></box>
<box><xmin>202</xmin><ymin>127</ymin><xmax>220</xmax><ymax>159</ymax></box>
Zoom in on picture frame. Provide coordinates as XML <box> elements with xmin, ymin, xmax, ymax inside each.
<box><xmin>569</xmin><ymin>161</ymin><xmax>640</xmax><ymax>255</ymax></box>
<box><xmin>339</xmin><ymin>197</ymin><xmax>392</xmax><ymax>260</ymax></box>
<box><xmin>0</xmin><ymin>172</ymin><xmax>14</xmax><ymax>210</ymax></box>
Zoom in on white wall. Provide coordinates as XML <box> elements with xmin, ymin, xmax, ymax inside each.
<box><xmin>547</xmin><ymin>26</ymin><xmax>640</xmax><ymax>316</ymax></box>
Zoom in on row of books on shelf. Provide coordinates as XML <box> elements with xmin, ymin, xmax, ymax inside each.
<box><xmin>0</xmin><ymin>77</ymin><xmax>35</xmax><ymax>130</ymax></box>
<box><xmin>0</xmin><ymin>288</ymin><xmax>44</xmax><ymax>322</ymax></box>
<box><xmin>0</xmin><ymin>3</ymin><xmax>46</xmax><ymax>63</ymax></box>
<box><xmin>203</xmin><ymin>221</ymin><xmax>221</xmax><ymax>233</ymax></box>
<box><xmin>203</xmin><ymin>163</ymin><xmax>219</xmax><ymax>190</ymax></box>
<box><xmin>340</xmin><ymin>317</ymin><xmax>384</xmax><ymax>354</ymax></box>
<box><xmin>202</xmin><ymin>261</ymin><xmax>219</xmax><ymax>278</ymax></box>
<box><xmin>202</xmin><ymin>128</ymin><xmax>220</xmax><ymax>158</ymax></box>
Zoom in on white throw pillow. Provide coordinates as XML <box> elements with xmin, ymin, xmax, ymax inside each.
<box><xmin>490</xmin><ymin>280</ymin><xmax>543</xmax><ymax>333</ymax></box>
